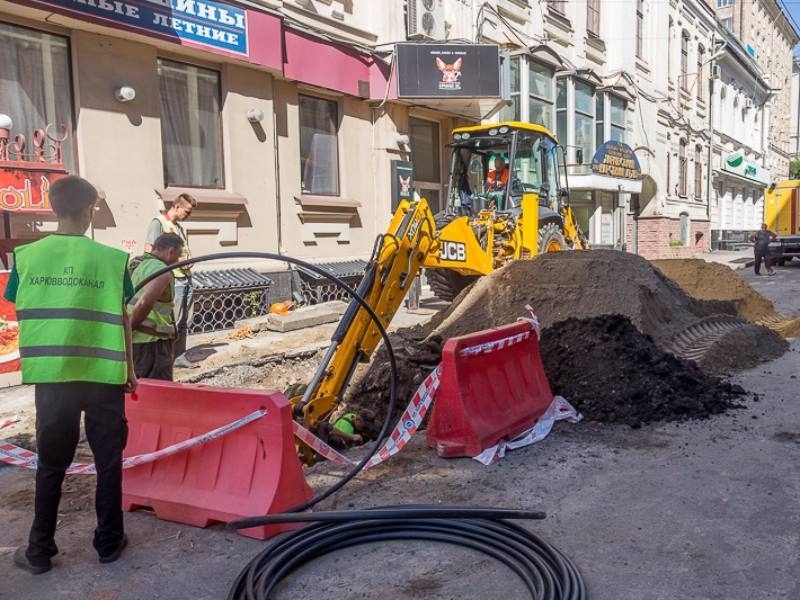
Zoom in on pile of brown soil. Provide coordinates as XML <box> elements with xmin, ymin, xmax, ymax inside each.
<box><xmin>348</xmin><ymin>250</ymin><xmax>783</xmax><ymax>431</ymax></box>
<box><xmin>652</xmin><ymin>259</ymin><xmax>800</xmax><ymax>337</ymax></box>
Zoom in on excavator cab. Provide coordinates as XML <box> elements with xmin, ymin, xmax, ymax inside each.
<box><xmin>447</xmin><ymin>122</ymin><xmax>563</xmax><ymax>217</ymax></box>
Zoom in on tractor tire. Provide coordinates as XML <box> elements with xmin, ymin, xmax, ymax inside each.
<box><xmin>426</xmin><ymin>269</ymin><xmax>479</xmax><ymax>302</ymax></box>
<box><xmin>538</xmin><ymin>221</ymin><xmax>568</xmax><ymax>254</ymax></box>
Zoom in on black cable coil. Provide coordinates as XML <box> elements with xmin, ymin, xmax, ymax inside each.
<box><xmin>227</xmin><ymin>506</ymin><xmax>586</xmax><ymax>600</ymax></box>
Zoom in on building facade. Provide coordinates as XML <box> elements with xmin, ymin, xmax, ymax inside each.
<box><xmin>0</xmin><ymin>0</ymin><xmax>797</xmax><ymax>305</ymax></box>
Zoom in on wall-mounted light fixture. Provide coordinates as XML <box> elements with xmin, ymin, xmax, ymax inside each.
<box><xmin>391</xmin><ymin>131</ymin><xmax>410</xmax><ymax>149</ymax></box>
<box><xmin>246</xmin><ymin>108</ymin><xmax>264</xmax><ymax>123</ymax></box>
<box><xmin>0</xmin><ymin>113</ymin><xmax>12</xmax><ymax>138</ymax></box>
<box><xmin>114</xmin><ymin>85</ymin><xmax>136</xmax><ymax>103</ymax></box>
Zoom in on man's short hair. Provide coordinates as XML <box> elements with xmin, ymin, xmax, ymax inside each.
<box><xmin>176</xmin><ymin>193</ymin><xmax>197</xmax><ymax>208</ymax></box>
<box><xmin>151</xmin><ymin>232</ymin><xmax>184</xmax><ymax>253</ymax></box>
<box><xmin>49</xmin><ymin>176</ymin><xmax>98</xmax><ymax>218</ymax></box>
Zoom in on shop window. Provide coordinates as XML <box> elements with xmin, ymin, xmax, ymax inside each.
<box><xmin>575</xmin><ymin>81</ymin><xmax>594</xmax><ymax>161</ymax></box>
<box><xmin>158</xmin><ymin>59</ymin><xmax>223</xmax><ymax>188</ymax></box>
<box><xmin>586</xmin><ymin>0</ymin><xmax>600</xmax><ymax>37</ymax></box>
<box><xmin>299</xmin><ymin>95</ymin><xmax>340</xmax><ymax>195</ymax></box>
<box><xmin>0</xmin><ymin>22</ymin><xmax>75</xmax><ymax>171</ymax></box>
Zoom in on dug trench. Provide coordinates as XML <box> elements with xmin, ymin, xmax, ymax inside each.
<box><xmin>193</xmin><ymin>250</ymin><xmax>791</xmax><ymax>438</ymax></box>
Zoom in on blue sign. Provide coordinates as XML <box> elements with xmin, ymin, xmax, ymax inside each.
<box><xmin>34</xmin><ymin>0</ymin><xmax>248</xmax><ymax>55</ymax></box>
<box><xmin>590</xmin><ymin>140</ymin><xmax>642</xmax><ymax>180</ymax></box>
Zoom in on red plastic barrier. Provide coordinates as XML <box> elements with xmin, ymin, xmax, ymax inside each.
<box><xmin>122</xmin><ymin>380</ymin><xmax>312</xmax><ymax>540</ymax></box>
<box><xmin>426</xmin><ymin>321</ymin><xmax>553</xmax><ymax>458</ymax></box>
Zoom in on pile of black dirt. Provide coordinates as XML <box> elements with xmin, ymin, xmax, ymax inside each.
<box><xmin>539</xmin><ymin>314</ymin><xmax>753</xmax><ymax>428</ymax></box>
<box><xmin>346</xmin><ymin>324</ymin><xmax>443</xmax><ymax>436</ymax></box>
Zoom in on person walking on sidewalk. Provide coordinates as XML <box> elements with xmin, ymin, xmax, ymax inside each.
<box><xmin>749</xmin><ymin>223</ymin><xmax>777</xmax><ymax>276</ymax></box>
<box><xmin>144</xmin><ymin>193</ymin><xmax>198</xmax><ymax>368</ymax></box>
<box><xmin>129</xmin><ymin>233</ymin><xmax>184</xmax><ymax>381</ymax></box>
<box><xmin>5</xmin><ymin>176</ymin><xmax>137</xmax><ymax>574</ymax></box>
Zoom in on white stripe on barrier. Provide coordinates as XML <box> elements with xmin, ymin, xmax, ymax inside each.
<box><xmin>0</xmin><ymin>416</ymin><xmax>21</xmax><ymax>430</ymax></box>
<box><xmin>0</xmin><ymin>409</ymin><xmax>268</xmax><ymax>474</ymax></box>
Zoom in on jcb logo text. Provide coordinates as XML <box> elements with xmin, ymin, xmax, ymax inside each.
<box><xmin>439</xmin><ymin>241</ymin><xmax>466</xmax><ymax>262</ymax></box>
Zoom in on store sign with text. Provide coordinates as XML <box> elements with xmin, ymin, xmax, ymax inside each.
<box><xmin>28</xmin><ymin>0</ymin><xmax>248</xmax><ymax>55</ymax></box>
<box><xmin>0</xmin><ymin>168</ymin><xmax>64</xmax><ymax>213</ymax></box>
<box><xmin>591</xmin><ymin>141</ymin><xmax>642</xmax><ymax>180</ymax></box>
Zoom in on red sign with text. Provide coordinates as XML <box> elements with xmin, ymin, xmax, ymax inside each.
<box><xmin>0</xmin><ymin>167</ymin><xmax>65</xmax><ymax>213</ymax></box>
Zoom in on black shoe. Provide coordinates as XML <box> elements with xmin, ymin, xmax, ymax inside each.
<box><xmin>99</xmin><ymin>534</ymin><xmax>128</xmax><ymax>564</ymax></box>
<box><xmin>13</xmin><ymin>546</ymin><xmax>51</xmax><ymax>575</ymax></box>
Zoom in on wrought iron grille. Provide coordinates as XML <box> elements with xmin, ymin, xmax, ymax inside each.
<box><xmin>295</xmin><ymin>260</ymin><xmax>367</xmax><ymax>305</ymax></box>
<box><xmin>189</xmin><ymin>268</ymin><xmax>273</xmax><ymax>334</ymax></box>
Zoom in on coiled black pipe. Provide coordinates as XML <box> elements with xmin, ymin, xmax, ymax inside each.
<box><xmin>226</xmin><ymin>506</ymin><xmax>586</xmax><ymax>600</ymax></box>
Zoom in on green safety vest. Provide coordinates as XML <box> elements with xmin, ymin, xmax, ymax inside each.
<box><xmin>155</xmin><ymin>214</ymin><xmax>190</xmax><ymax>278</ymax></box>
<box><xmin>14</xmin><ymin>235</ymin><xmax>128</xmax><ymax>384</ymax></box>
<box><xmin>128</xmin><ymin>254</ymin><xmax>176</xmax><ymax>343</ymax></box>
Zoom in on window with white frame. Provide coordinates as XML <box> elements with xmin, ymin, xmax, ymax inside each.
<box><xmin>636</xmin><ymin>0</ymin><xmax>645</xmax><ymax>59</ymax></box>
<box><xmin>696</xmin><ymin>45</ymin><xmax>705</xmax><ymax>101</ymax></box>
<box><xmin>716</xmin><ymin>0</ymin><xmax>733</xmax><ymax>7</ymax></box>
<box><xmin>299</xmin><ymin>95</ymin><xmax>340</xmax><ymax>195</ymax></box>
<box><xmin>586</xmin><ymin>0</ymin><xmax>600</xmax><ymax>37</ymax></box>
<box><xmin>679</xmin><ymin>139</ymin><xmax>687</xmax><ymax>196</ymax></box>
<box><xmin>694</xmin><ymin>144</ymin><xmax>703</xmax><ymax>199</ymax></box>
<box><xmin>556</xmin><ymin>78</ymin><xmax>567</xmax><ymax>150</ymax></box>
<box><xmin>680</xmin><ymin>31</ymin><xmax>690</xmax><ymax>91</ymax></box>
<box><xmin>528</xmin><ymin>61</ymin><xmax>554</xmax><ymax>129</ymax></box>
<box><xmin>549</xmin><ymin>1</ymin><xmax>566</xmax><ymax>16</ymax></box>
<box><xmin>500</xmin><ymin>57</ymin><xmax>554</xmax><ymax>130</ymax></box>
<box><xmin>575</xmin><ymin>81</ymin><xmax>595</xmax><ymax>163</ymax></box>
<box><xmin>158</xmin><ymin>59</ymin><xmax>223</xmax><ymax>188</ymax></box>
<box><xmin>610</xmin><ymin>96</ymin><xmax>625</xmax><ymax>142</ymax></box>
<box><xmin>0</xmin><ymin>22</ymin><xmax>75</xmax><ymax>171</ymax></box>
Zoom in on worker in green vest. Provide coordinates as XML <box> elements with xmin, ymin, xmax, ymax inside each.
<box><xmin>144</xmin><ymin>192</ymin><xmax>197</xmax><ymax>369</ymax></box>
<box><xmin>128</xmin><ymin>232</ymin><xmax>184</xmax><ymax>380</ymax></box>
<box><xmin>5</xmin><ymin>176</ymin><xmax>136</xmax><ymax>575</ymax></box>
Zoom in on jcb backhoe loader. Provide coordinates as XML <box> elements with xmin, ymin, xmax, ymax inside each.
<box><xmin>291</xmin><ymin>122</ymin><xmax>585</xmax><ymax>463</ymax></box>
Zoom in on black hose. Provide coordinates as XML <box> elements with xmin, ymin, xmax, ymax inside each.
<box><xmin>226</xmin><ymin>506</ymin><xmax>586</xmax><ymax>600</ymax></box>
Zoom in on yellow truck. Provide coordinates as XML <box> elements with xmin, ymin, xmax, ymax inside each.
<box><xmin>765</xmin><ymin>180</ymin><xmax>800</xmax><ymax>265</ymax></box>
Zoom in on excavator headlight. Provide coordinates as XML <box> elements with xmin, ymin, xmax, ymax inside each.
<box><xmin>488</xmin><ymin>128</ymin><xmax>498</xmax><ymax>136</ymax></box>
<box><xmin>498</xmin><ymin>126</ymin><xmax>509</xmax><ymax>134</ymax></box>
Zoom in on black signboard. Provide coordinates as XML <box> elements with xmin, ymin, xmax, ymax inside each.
<box><xmin>396</xmin><ymin>43</ymin><xmax>500</xmax><ymax>99</ymax></box>
<box><xmin>391</xmin><ymin>160</ymin><xmax>414</xmax><ymax>211</ymax></box>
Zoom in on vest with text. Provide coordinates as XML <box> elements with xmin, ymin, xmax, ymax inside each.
<box><xmin>14</xmin><ymin>235</ymin><xmax>128</xmax><ymax>384</ymax></box>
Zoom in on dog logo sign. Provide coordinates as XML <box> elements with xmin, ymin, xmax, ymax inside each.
<box><xmin>436</xmin><ymin>57</ymin><xmax>462</xmax><ymax>90</ymax></box>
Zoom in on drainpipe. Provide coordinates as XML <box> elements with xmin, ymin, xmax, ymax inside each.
<box><xmin>706</xmin><ymin>54</ymin><xmax>716</xmax><ymax>225</ymax></box>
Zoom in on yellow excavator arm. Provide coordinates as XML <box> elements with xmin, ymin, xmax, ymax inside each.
<box><xmin>292</xmin><ymin>199</ymin><xmax>439</xmax><ymax>452</ymax></box>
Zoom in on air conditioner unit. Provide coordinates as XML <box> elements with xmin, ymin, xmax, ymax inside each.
<box><xmin>408</xmin><ymin>0</ymin><xmax>445</xmax><ymax>40</ymax></box>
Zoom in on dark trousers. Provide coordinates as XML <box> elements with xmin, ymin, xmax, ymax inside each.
<box><xmin>173</xmin><ymin>278</ymin><xmax>192</xmax><ymax>358</ymax></box>
<box><xmin>754</xmin><ymin>247</ymin><xmax>773</xmax><ymax>274</ymax></box>
<box><xmin>133</xmin><ymin>339</ymin><xmax>175</xmax><ymax>380</ymax></box>
<box><xmin>27</xmin><ymin>382</ymin><xmax>128</xmax><ymax>565</ymax></box>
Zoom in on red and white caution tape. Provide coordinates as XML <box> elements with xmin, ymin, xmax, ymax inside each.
<box><xmin>0</xmin><ymin>409</ymin><xmax>268</xmax><ymax>474</ymax></box>
<box><xmin>0</xmin><ymin>416</ymin><xmax>21</xmax><ymax>430</ymax></box>
<box><xmin>459</xmin><ymin>331</ymin><xmax>531</xmax><ymax>357</ymax></box>
<box><xmin>517</xmin><ymin>304</ymin><xmax>542</xmax><ymax>338</ymax></box>
<box><xmin>294</xmin><ymin>365</ymin><xmax>442</xmax><ymax>469</ymax></box>
<box><xmin>472</xmin><ymin>396</ymin><xmax>583</xmax><ymax>465</ymax></box>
